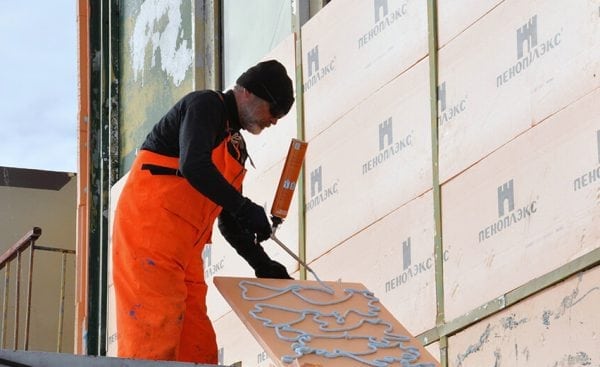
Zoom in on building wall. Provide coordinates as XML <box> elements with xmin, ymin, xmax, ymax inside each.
<box><xmin>107</xmin><ymin>0</ymin><xmax>600</xmax><ymax>365</ymax></box>
<box><xmin>0</xmin><ymin>168</ymin><xmax>76</xmax><ymax>353</ymax></box>
<box><xmin>448</xmin><ymin>267</ymin><xmax>599</xmax><ymax>366</ymax></box>
<box><xmin>216</xmin><ymin>0</ymin><xmax>600</xmax><ymax>365</ymax></box>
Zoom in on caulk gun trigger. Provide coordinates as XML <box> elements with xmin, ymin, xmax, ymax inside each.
<box><xmin>271</xmin><ymin>215</ymin><xmax>283</xmax><ymax>230</ymax></box>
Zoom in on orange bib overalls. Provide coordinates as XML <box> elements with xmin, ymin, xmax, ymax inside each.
<box><xmin>112</xmin><ymin>133</ymin><xmax>245</xmax><ymax>363</ymax></box>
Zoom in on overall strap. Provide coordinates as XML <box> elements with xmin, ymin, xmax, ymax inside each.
<box><xmin>215</xmin><ymin>90</ymin><xmax>255</xmax><ymax>168</ymax></box>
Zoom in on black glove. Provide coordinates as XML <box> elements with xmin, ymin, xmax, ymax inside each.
<box><xmin>254</xmin><ymin>259</ymin><xmax>292</xmax><ymax>279</ymax></box>
<box><xmin>233</xmin><ymin>198</ymin><xmax>272</xmax><ymax>243</ymax></box>
<box><xmin>218</xmin><ymin>210</ymin><xmax>292</xmax><ymax>279</ymax></box>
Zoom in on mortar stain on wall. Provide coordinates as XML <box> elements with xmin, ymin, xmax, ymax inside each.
<box><xmin>492</xmin><ymin>349</ymin><xmax>501</xmax><ymax>367</ymax></box>
<box><xmin>514</xmin><ymin>345</ymin><xmax>530</xmax><ymax>363</ymax></box>
<box><xmin>550</xmin><ymin>351</ymin><xmax>593</xmax><ymax>367</ymax></box>
<box><xmin>542</xmin><ymin>275</ymin><xmax>599</xmax><ymax>328</ymax></box>
<box><xmin>500</xmin><ymin>314</ymin><xmax>528</xmax><ymax>330</ymax></box>
<box><xmin>455</xmin><ymin>324</ymin><xmax>493</xmax><ymax>367</ymax></box>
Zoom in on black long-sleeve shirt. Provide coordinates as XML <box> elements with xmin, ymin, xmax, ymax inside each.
<box><xmin>140</xmin><ymin>90</ymin><xmax>246</xmax><ymax>213</ymax></box>
<box><xmin>142</xmin><ymin>89</ymin><xmax>287</xmax><ymax>277</ymax></box>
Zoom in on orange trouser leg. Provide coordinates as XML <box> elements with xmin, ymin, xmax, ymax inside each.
<box><xmin>112</xmin><ymin>150</ymin><xmax>227</xmax><ymax>363</ymax></box>
<box><xmin>177</xmin><ymin>246</ymin><xmax>218</xmax><ymax>363</ymax></box>
<box><xmin>112</xmin><ymin>184</ymin><xmax>206</xmax><ymax>361</ymax></box>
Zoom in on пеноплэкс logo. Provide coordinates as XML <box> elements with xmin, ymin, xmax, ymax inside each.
<box><xmin>437</xmin><ymin>81</ymin><xmax>467</xmax><ymax>126</ymax></box>
<box><xmin>362</xmin><ymin>117</ymin><xmax>413</xmax><ymax>174</ymax></box>
<box><xmin>358</xmin><ymin>0</ymin><xmax>408</xmax><ymax>48</ymax></box>
<box><xmin>218</xmin><ymin>348</ymin><xmax>225</xmax><ymax>365</ymax></box>
<box><xmin>479</xmin><ymin>179</ymin><xmax>538</xmax><ymax>243</ymax></box>
<box><xmin>385</xmin><ymin>237</ymin><xmax>449</xmax><ymax>293</ymax></box>
<box><xmin>257</xmin><ymin>350</ymin><xmax>271</xmax><ymax>364</ymax></box>
<box><xmin>303</xmin><ymin>45</ymin><xmax>335</xmax><ymax>92</ymax></box>
<box><xmin>573</xmin><ymin>130</ymin><xmax>600</xmax><ymax>192</ymax></box>
<box><xmin>202</xmin><ymin>244</ymin><xmax>225</xmax><ymax>278</ymax></box>
<box><xmin>305</xmin><ymin>166</ymin><xmax>339</xmax><ymax>211</ymax></box>
<box><xmin>496</xmin><ymin>15</ymin><xmax>562</xmax><ymax>87</ymax></box>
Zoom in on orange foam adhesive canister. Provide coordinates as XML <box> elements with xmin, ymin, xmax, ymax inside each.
<box><xmin>271</xmin><ymin>139</ymin><xmax>308</xmax><ymax>219</ymax></box>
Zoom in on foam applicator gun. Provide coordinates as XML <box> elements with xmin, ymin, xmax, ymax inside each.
<box><xmin>268</xmin><ymin>139</ymin><xmax>317</xmax><ymax>276</ymax></box>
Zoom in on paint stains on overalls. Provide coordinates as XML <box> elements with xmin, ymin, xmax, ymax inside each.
<box><xmin>112</xmin><ymin>132</ymin><xmax>245</xmax><ymax>363</ymax></box>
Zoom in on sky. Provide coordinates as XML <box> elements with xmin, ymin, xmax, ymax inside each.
<box><xmin>0</xmin><ymin>1</ymin><xmax>78</xmax><ymax>173</ymax></box>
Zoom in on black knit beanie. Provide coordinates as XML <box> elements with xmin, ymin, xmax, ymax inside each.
<box><xmin>236</xmin><ymin>60</ymin><xmax>294</xmax><ymax>117</ymax></box>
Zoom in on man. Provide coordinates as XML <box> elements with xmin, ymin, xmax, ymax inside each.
<box><xmin>111</xmin><ymin>60</ymin><xmax>294</xmax><ymax>364</ymax></box>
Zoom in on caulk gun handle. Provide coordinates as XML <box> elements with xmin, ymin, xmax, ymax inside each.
<box><xmin>271</xmin><ymin>215</ymin><xmax>283</xmax><ymax>231</ymax></box>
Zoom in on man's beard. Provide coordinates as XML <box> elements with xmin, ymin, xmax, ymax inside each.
<box><xmin>239</xmin><ymin>104</ymin><xmax>265</xmax><ymax>135</ymax></box>
<box><xmin>241</xmin><ymin>118</ymin><xmax>263</xmax><ymax>135</ymax></box>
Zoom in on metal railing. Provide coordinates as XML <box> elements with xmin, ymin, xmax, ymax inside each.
<box><xmin>0</xmin><ymin>227</ymin><xmax>75</xmax><ymax>352</ymax></box>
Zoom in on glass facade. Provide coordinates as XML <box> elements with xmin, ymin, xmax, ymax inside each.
<box><xmin>222</xmin><ymin>0</ymin><xmax>293</xmax><ymax>88</ymax></box>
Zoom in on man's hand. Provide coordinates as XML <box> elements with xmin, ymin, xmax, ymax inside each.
<box><xmin>234</xmin><ymin>198</ymin><xmax>272</xmax><ymax>243</ymax></box>
<box><xmin>255</xmin><ymin>259</ymin><xmax>292</xmax><ymax>279</ymax></box>
<box><xmin>220</xmin><ymin>209</ymin><xmax>292</xmax><ymax>279</ymax></box>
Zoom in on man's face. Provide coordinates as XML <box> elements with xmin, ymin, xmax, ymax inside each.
<box><xmin>238</xmin><ymin>93</ymin><xmax>280</xmax><ymax>135</ymax></box>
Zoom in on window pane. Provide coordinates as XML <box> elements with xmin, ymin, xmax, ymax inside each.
<box><xmin>222</xmin><ymin>0</ymin><xmax>292</xmax><ymax>87</ymax></box>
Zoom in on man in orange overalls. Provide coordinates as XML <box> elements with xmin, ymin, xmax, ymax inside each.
<box><xmin>111</xmin><ymin>60</ymin><xmax>294</xmax><ymax>364</ymax></box>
